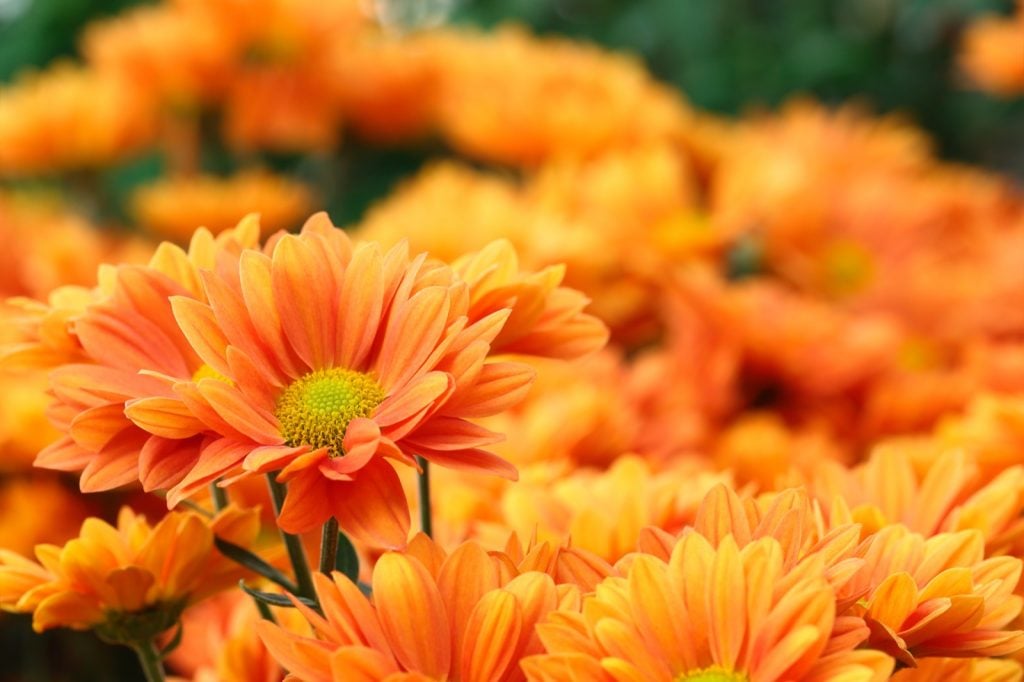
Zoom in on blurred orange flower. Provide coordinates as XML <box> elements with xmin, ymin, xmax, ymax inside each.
<box><xmin>132</xmin><ymin>170</ymin><xmax>314</xmax><ymax>242</ymax></box>
<box><xmin>0</xmin><ymin>65</ymin><xmax>156</xmax><ymax>176</ymax></box>
<box><xmin>959</xmin><ymin>3</ymin><xmax>1024</xmax><ymax>97</ymax></box>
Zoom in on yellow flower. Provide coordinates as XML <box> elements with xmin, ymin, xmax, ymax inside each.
<box><xmin>0</xmin><ymin>505</ymin><xmax>258</xmax><ymax>643</ymax></box>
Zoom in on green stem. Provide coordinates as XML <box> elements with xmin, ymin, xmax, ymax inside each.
<box><xmin>254</xmin><ymin>597</ymin><xmax>277</xmax><ymax>624</ymax></box>
<box><xmin>132</xmin><ymin>640</ymin><xmax>165</xmax><ymax>682</ymax></box>
<box><xmin>319</xmin><ymin>518</ymin><xmax>339</xmax><ymax>575</ymax></box>
<box><xmin>265</xmin><ymin>475</ymin><xmax>317</xmax><ymax>600</ymax></box>
<box><xmin>209</xmin><ymin>480</ymin><xmax>229</xmax><ymax>512</ymax></box>
<box><xmin>416</xmin><ymin>457</ymin><xmax>433</xmax><ymax>539</ymax></box>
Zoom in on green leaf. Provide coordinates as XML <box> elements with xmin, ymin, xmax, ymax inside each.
<box><xmin>334</xmin><ymin>532</ymin><xmax>360</xmax><ymax>584</ymax></box>
<box><xmin>238</xmin><ymin>581</ymin><xmax>319</xmax><ymax>610</ymax></box>
<box><xmin>215</xmin><ymin>537</ymin><xmax>298</xmax><ymax>593</ymax></box>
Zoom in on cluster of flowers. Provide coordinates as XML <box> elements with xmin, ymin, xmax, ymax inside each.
<box><xmin>0</xmin><ymin>1</ymin><xmax>1023</xmax><ymax>681</ymax></box>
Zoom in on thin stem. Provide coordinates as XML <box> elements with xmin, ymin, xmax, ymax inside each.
<box><xmin>265</xmin><ymin>475</ymin><xmax>316</xmax><ymax>600</ymax></box>
<box><xmin>319</xmin><ymin>518</ymin><xmax>339</xmax><ymax>575</ymax></box>
<box><xmin>416</xmin><ymin>457</ymin><xmax>433</xmax><ymax>539</ymax></box>
<box><xmin>209</xmin><ymin>480</ymin><xmax>229</xmax><ymax>512</ymax></box>
<box><xmin>254</xmin><ymin>598</ymin><xmax>277</xmax><ymax>624</ymax></box>
<box><xmin>133</xmin><ymin>640</ymin><xmax>165</xmax><ymax>682</ymax></box>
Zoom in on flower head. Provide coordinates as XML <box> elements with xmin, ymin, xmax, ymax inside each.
<box><xmin>0</xmin><ymin>504</ymin><xmax>259</xmax><ymax>641</ymax></box>
<box><xmin>157</xmin><ymin>215</ymin><xmax>604</xmax><ymax>546</ymax></box>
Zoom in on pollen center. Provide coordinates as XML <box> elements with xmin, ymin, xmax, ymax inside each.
<box><xmin>675</xmin><ymin>669</ymin><xmax>748</xmax><ymax>682</ymax></box>
<box><xmin>274</xmin><ymin>368</ymin><xmax>386</xmax><ymax>456</ymax></box>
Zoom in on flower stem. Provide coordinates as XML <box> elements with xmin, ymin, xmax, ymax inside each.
<box><xmin>265</xmin><ymin>475</ymin><xmax>317</xmax><ymax>601</ymax></box>
<box><xmin>133</xmin><ymin>640</ymin><xmax>166</xmax><ymax>682</ymax></box>
<box><xmin>319</xmin><ymin>517</ymin><xmax>339</xmax><ymax>575</ymax></box>
<box><xmin>416</xmin><ymin>456</ymin><xmax>433</xmax><ymax>539</ymax></box>
<box><xmin>209</xmin><ymin>480</ymin><xmax>229</xmax><ymax>512</ymax></box>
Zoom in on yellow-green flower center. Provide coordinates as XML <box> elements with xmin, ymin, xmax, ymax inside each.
<box><xmin>275</xmin><ymin>368</ymin><xmax>386</xmax><ymax>456</ymax></box>
<box><xmin>676</xmin><ymin>668</ymin><xmax>748</xmax><ymax>682</ymax></box>
<box><xmin>192</xmin><ymin>363</ymin><xmax>233</xmax><ymax>385</ymax></box>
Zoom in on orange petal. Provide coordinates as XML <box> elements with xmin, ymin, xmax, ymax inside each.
<box><xmin>125</xmin><ymin>396</ymin><xmax>206</xmax><ymax>439</ymax></box>
<box><xmin>373</xmin><ymin>552</ymin><xmax>451</xmax><ymax>677</ymax></box>
<box><xmin>331</xmin><ymin>459</ymin><xmax>410</xmax><ymax>549</ymax></box>
<box><xmin>461</xmin><ymin>589</ymin><xmax>522</xmax><ymax>681</ymax></box>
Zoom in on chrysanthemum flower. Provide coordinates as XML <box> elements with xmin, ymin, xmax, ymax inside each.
<box><xmin>258</xmin><ymin>535</ymin><xmax>588</xmax><ymax>681</ymax></box>
<box><xmin>433</xmin><ymin>26</ymin><xmax>691</xmax><ymax>167</ymax></box>
<box><xmin>522</xmin><ymin>531</ymin><xmax>894</xmax><ymax>682</ymax></box>
<box><xmin>0</xmin><ymin>504</ymin><xmax>259</xmax><ymax>640</ymax></box>
<box><xmin>131</xmin><ymin>170</ymin><xmax>314</xmax><ymax>242</ymax></box>
<box><xmin>490</xmin><ymin>456</ymin><xmax>730</xmax><ymax>564</ymax></box>
<box><xmin>0</xmin><ymin>65</ymin><xmax>156</xmax><ymax>176</ymax></box>
<box><xmin>160</xmin><ymin>215</ymin><xmax>604</xmax><ymax>545</ymax></box>
<box><xmin>850</xmin><ymin>524</ymin><xmax>1024</xmax><ymax>665</ymax></box>
<box><xmin>24</xmin><ymin>218</ymin><xmax>260</xmax><ymax>493</ymax></box>
<box><xmin>809</xmin><ymin>446</ymin><xmax>1024</xmax><ymax>553</ymax></box>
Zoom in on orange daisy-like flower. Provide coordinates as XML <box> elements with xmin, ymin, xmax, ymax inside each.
<box><xmin>258</xmin><ymin>535</ymin><xmax>595</xmax><ymax>681</ymax></box>
<box><xmin>522</xmin><ymin>531</ymin><xmax>894</xmax><ymax>682</ymax></box>
<box><xmin>0</xmin><ymin>504</ymin><xmax>258</xmax><ymax>641</ymax></box>
<box><xmin>26</xmin><ymin>218</ymin><xmax>260</xmax><ymax>493</ymax></box>
<box><xmin>851</xmin><ymin>524</ymin><xmax>1024</xmax><ymax>665</ymax></box>
<box><xmin>160</xmin><ymin>215</ymin><xmax>605</xmax><ymax>546</ymax></box>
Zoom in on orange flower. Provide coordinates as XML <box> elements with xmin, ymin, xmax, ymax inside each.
<box><xmin>132</xmin><ymin>170</ymin><xmax>314</xmax><ymax>242</ymax></box>
<box><xmin>522</xmin><ymin>531</ymin><xmax>894</xmax><ymax>682</ymax></box>
<box><xmin>433</xmin><ymin>26</ymin><xmax>691</xmax><ymax>167</ymax></box>
<box><xmin>0</xmin><ymin>64</ymin><xmax>156</xmax><ymax>176</ymax></box>
<box><xmin>851</xmin><ymin>524</ymin><xmax>1024</xmax><ymax>665</ymax></box>
<box><xmin>0</xmin><ymin>504</ymin><xmax>259</xmax><ymax>640</ymax></box>
<box><xmin>959</xmin><ymin>3</ymin><xmax>1024</xmax><ymax>97</ymax></box>
<box><xmin>808</xmin><ymin>446</ymin><xmax>1024</xmax><ymax>553</ymax></box>
<box><xmin>164</xmin><ymin>591</ymin><xmax>296</xmax><ymax>682</ymax></box>
<box><xmin>258</xmin><ymin>535</ymin><xmax>590</xmax><ymax>681</ymax></box>
<box><xmin>82</xmin><ymin>3</ymin><xmax>237</xmax><ymax>108</ymax></box>
<box><xmin>159</xmin><ymin>215</ymin><xmax>602</xmax><ymax>545</ymax></box>
<box><xmin>25</xmin><ymin>218</ymin><xmax>260</xmax><ymax>493</ymax></box>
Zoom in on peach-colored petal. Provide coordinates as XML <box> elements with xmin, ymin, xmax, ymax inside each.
<box><xmin>125</xmin><ymin>396</ymin><xmax>206</xmax><ymax>439</ymax></box>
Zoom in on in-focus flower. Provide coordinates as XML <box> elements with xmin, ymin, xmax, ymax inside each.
<box><xmin>851</xmin><ymin>525</ymin><xmax>1024</xmax><ymax>665</ymax></box>
<box><xmin>0</xmin><ymin>504</ymin><xmax>259</xmax><ymax>641</ymax></box>
<box><xmin>258</xmin><ymin>535</ymin><xmax>586</xmax><ymax>681</ymax></box>
<box><xmin>160</xmin><ymin>215</ymin><xmax>603</xmax><ymax>546</ymax></box>
<box><xmin>522</xmin><ymin>531</ymin><xmax>894</xmax><ymax>682</ymax></box>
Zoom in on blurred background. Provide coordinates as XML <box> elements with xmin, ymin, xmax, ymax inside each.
<box><xmin>0</xmin><ymin>0</ymin><xmax>1021</xmax><ymax>231</ymax></box>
